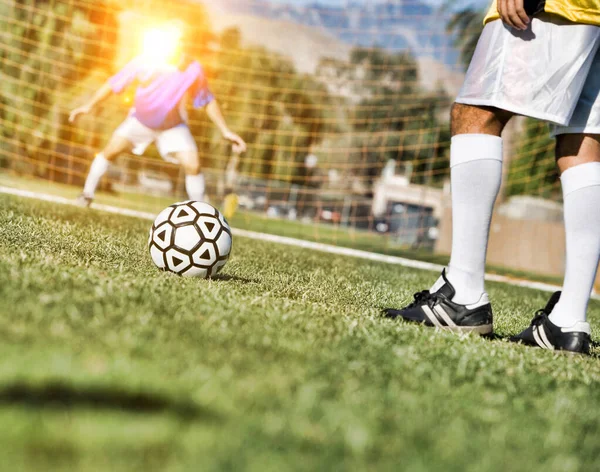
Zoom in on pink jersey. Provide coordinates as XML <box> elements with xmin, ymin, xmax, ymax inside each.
<box><xmin>109</xmin><ymin>57</ymin><xmax>214</xmax><ymax>130</ymax></box>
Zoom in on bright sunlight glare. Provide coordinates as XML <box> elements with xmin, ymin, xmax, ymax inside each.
<box><xmin>140</xmin><ymin>25</ymin><xmax>183</xmax><ymax>65</ymax></box>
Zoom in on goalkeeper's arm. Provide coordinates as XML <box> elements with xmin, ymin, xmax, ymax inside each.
<box><xmin>69</xmin><ymin>81</ymin><xmax>113</xmax><ymax>123</ymax></box>
<box><xmin>205</xmin><ymin>100</ymin><xmax>247</xmax><ymax>154</ymax></box>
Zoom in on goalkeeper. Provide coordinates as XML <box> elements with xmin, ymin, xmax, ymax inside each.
<box><xmin>69</xmin><ymin>22</ymin><xmax>245</xmax><ymax>206</ymax></box>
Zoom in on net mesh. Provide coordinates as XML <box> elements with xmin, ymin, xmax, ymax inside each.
<box><xmin>0</xmin><ymin>0</ymin><xmax>565</xmax><ymax>267</ymax></box>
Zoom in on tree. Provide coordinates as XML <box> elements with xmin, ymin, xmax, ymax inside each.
<box><xmin>0</xmin><ymin>0</ymin><xmax>119</xmax><ymax>173</ymax></box>
<box><xmin>189</xmin><ymin>29</ymin><xmax>335</xmax><ymax>183</ymax></box>
<box><xmin>445</xmin><ymin>5</ymin><xmax>485</xmax><ymax>70</ymax></box>
<box><xmin>505</xmin><ymin>119</ymin><xmax>558</xmax><ymax>198</ymax></box>
<box><xmin>324</xmin><ymin>47</ymin><xmax>451</xmax><ymax>188</ymax></box>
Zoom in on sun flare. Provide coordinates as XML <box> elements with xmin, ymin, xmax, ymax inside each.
<box><xmin>140</xmin><ymin>25</ymin><xmax>183</xmax><ymax>65</ymax></box>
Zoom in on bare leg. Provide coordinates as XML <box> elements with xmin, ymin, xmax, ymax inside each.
<box><xmin>451</xmin><ymin>103</ymin><xmax>513</xmax><ymax>137</ymax></box>
<box><xmin>556</xmin><ymin>134</ymin><xmax>600</xmax><ymax>173</ymax></box>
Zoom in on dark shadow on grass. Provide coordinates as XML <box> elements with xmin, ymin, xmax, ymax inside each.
<box><xmin>210</xmin><ymin>274</ymin><xmax>255</xmax><ymax>284</ymax></box>
<box><xmin>482</xmin><ymin>332</ymin><xmax>600</xmax><ymax>349</ymax></box>
<box><xmin>482</xmin><ymin>333</ymin><xmax>508</xmax><ymax>342</ymax></box>
<box><xmin>0</xmin><ymin>381</ymin><xmax>219</xmax><ymax>421</ymax></box>
<box><xmin>482</xmin><ymin>333</ymin><xmax>600</xmax><ymax>358</ymax></box>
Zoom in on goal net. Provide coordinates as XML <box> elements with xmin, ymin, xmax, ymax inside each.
<box><xmin>0</xmin><ymin>0</ymin><xmax>568</xmax><ymax>280</ymax></box>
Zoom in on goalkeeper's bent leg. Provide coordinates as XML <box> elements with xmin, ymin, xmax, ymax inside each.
<box><xmin>82</xmin><ymin>134</ymin><xmax>132</xmax><ymax>198</ymax></box>
<box><xmin>82</xmin><ymin>152</ymin><xmax>110</xmax><ymax>197</ymax></box>
<box><xmin>177</xmin><ymin>151</ymin><xmax>206</xmax><ymax>202</ymax></box>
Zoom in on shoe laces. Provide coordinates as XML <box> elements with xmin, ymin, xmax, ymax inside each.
<box><xmin>407</xmin><ymin>290</ymin><xmax>441</xmax><ymax>309</ymax></box>
<box><xmin>530</xmin><ymin>310</ymin><xmax>549</xmax><ymax>326</ymax></box>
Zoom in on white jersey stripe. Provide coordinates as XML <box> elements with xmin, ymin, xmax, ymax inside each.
<box><xmin>422</xmin><ymin>306</ymin><xmax>443</xmax><ymax>328</ymax></box>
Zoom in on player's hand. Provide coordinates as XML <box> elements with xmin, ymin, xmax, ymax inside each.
<box><xmin>69</xmin><ymin>104</ymin><xmax>92</xmax><ymax>123</ymax></box>
<box><xmin>223</xmin><ymin>130</ymin><xmax>247</xmax><ymax>154</ymax></box>
<box><xmin>497</xmin><ymin>0</ymin><xmax>530</xmax><ymax>31</ymax></box>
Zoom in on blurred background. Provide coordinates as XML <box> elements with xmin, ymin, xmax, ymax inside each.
<box><xmin>0</xmin><ymin>0</ymin><xmax>584</xmax><ymax>286</ymax></box>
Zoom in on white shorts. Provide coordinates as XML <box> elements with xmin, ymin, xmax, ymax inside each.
<box><xmin>456</xmin><ymin>14</ymin><xmax>600</xmax><ymax>136</ymax></box>
<box><xmin>114</xmin><ymin>116</ymin><xmax>197</xmax><ymax>163</ymax></box>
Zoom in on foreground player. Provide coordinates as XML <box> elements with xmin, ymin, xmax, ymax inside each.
<box><xmin>385</xmin><ymin>0</ymin><xmax>600</xmax><ymax>354</ymax></box>
<box><xmin>69</xmin><ymin>24</ymin><xmax>246</xmax><ymax>206</ymax></box>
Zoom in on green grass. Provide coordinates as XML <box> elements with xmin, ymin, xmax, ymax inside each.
<box><xmin>0</xmin><ymin>171</ymin><xmax>430</xmax><ymax>258</ymax></box>
<box><xmin>0</xmin><ymin>171</ymin><xmax>567</xmax><ymax>285</ymax></box>
<box><xmin>1</xmin><ymin>194</ymin><xmax>600</xmax><ymax>472</ymax></box>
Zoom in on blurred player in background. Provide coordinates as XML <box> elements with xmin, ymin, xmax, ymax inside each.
<box><xmin>221</xmin><ymin>149</ymin><xmax>242</xmax><ymax>220</ymax></box>
<box><xmin>69</xmin><ymin>21</ymin><xmax>246</xmax><ymax>207</ymax></box>
<box><xmin>385</xmin><ymin>0</ymin><xmax>600</xmax><ymax>354</ymax></box>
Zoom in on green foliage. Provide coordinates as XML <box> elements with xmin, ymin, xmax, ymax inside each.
<box><xmin>190</xmin><ymin>27</ymin><xmax>336</xmax><ymax>182</ymax></box>
<box><xmin>506</xmin><ymin>119</ymin><xmax>559</xmax><ymax>199</ymax></box>
<box><xmin>1</xmin><ymin>193</ymin><xmax>600</xmax><ymax>471</ymax></box>
<box><xmin>327</xmin><ymin>48</ymin><xmax>451</xmax><ymax>186</ymax></box>
<box><xmin>446</xmin><ymin>7</ymin><xmax>485</xmax><ymax>71</ymax></box>
<box><xmin>2</xmin><ymin>1</ymin><xmax>452</xmax><ymax>191</ymax></box>
<box><xmin>0</xmin><ymin>0</ymin><xmax>119</xmax><ymax>170</ymax></box>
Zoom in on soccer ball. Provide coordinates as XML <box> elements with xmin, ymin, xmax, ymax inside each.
<box><xmin>148</xmin><ymin>201</ymin><xmax>232</xmax><ymax>278</ymax></box>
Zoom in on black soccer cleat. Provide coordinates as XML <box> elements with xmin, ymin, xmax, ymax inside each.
<box><xmin>75</xmin><ymin>193</ymin><xmax>93</xmax><ymax>208</ymax></box>
<box><xmin>509</xmin><ymin>292</ymin><xmax>592</xmax><ymax>355</ymax></box>
<box><xmin>384</xmin><ymin>269</ymin><xmax>493</xmax><ymax>335</ymax></box>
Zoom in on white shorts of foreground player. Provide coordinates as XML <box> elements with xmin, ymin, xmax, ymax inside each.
<box><xmin>456</xmin><ymin>13</ymin><xmax>600</xmax><ymax>136</ymax></box>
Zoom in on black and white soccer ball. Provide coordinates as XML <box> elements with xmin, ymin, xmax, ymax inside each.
<box><xmin>148</xmin><ymin>201</ymin><xmax>232</xmax><ymax>278</ymax></box>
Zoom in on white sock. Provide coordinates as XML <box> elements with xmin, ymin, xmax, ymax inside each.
<box><xmin>549</xmin><ymin>162</ymin><xmax>600</xmax><ymax>329</ymax></box>
<box><xmin>431</xmin><ymin>134</ymin><xmax>503</xmax><ymax>304</ymax></box>
<box><xmin>185</xmin><ymin>173</ymin><xmax>205</xmax><ymax>201</ymax></box>
<box><xmin>82</xmin><ymin>153</ymin><xmax>110</xmax><ymax>197</ymax></box>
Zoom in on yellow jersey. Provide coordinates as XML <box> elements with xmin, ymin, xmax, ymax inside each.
<box><xmin>484</xmin><ymin>0</ymin><xmax>600</xmax><ymax>26</ymax></box>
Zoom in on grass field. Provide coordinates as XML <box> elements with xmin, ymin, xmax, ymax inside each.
<box><xmin>0</xmin><ymin>172</ymin><xmax>568</xmax><ymax>286</ymax></box>
<box><xmin>1</xmin><ymin>193</ymin><xmax>600</xmax><ymax>472</ymax></box>
<box><xmin>0</xmin><ymin>171</ymin><xmax>443</xmax><ymax>262</ymax></box>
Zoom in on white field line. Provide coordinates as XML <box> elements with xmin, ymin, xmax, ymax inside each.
<box><xmin>0</xmin><ymin>185</ymin><xmax>577</xmax><ymax>296</ymax></box>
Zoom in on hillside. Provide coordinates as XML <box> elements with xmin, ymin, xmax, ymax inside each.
<box><xmin>209</xmin><ymin>12</ymin><xmax>351</xmax><ymax>74</ymax></box>
<box><xmin>207</xmin><ymin>0</ymin><xmax>460</xmax><ymax>65</ymax></box>
<box><xmin>206</xmin><ymin>6</ymin><xmax>464</xmax><ymax>96</ymax></box>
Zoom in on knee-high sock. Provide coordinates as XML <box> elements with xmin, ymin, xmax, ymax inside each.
<box><xmin>185</xmin><ymin>173</ymin><xmax>205</xmax><ymax>202</ymax></box>
<box><xmin>82</xmin><ymin>153</ymin><xmax>110</xmax><ymax>197</ymax></box>
<box><xmin>549</xmin><ymin>162</ymin><xmax>600</xmax><ymax>328</ymax></box>
<box><xmin>431</xmin><ymin>134</ymin><xmax>503</xmax><ymax>304</ymax></box>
